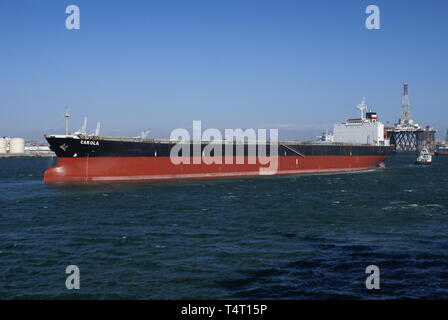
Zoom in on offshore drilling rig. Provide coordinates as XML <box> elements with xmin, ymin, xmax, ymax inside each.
<box><xmin>386</xmin><ymin>83</ymin><xmax>436</xmax><ymax>153</ymax></box>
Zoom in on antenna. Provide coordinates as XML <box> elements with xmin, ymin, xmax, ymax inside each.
<box><xmin>357</xmin><ymin>97</ymin><xmax>367</xmax><ymax>120</ymax></box>
<box><xmin>64</xmin><ymin>108</ymin><xmax>70</xmax><ymax>135</ymax></box>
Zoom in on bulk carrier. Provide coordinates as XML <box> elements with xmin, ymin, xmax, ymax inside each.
<box><xmin>44</xmin><ymin>100</ymin><xmax>393</xmax><ymax>183</ymax></box>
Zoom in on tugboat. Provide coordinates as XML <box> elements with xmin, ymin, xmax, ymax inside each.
<box><xmin>416</xmin><ymin>148</ymin><xmax>432</xmax><ymax>165</ymax></box>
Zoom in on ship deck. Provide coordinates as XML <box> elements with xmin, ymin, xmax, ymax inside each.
<box><xmin>45</xmin><ymin>134</ymin><xmax>381</xmax><ymax>147</ymax></box>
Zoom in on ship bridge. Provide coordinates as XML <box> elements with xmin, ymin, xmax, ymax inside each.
<box><xmin>333</xmin><ymin>98</ymin><xmax>389</xmax><ymax>146</ymax></box>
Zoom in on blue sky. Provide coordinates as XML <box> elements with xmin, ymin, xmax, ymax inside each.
<box><xmin>1</xmin><ymin>0</ymin><xmax>447</xmax><ymax>140</ymax></box>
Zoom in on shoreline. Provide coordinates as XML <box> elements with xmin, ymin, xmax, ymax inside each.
<box><xmin>0</xmin><ymin>153</ymin><xmax>55</xmax><ymax>158</ymax></box>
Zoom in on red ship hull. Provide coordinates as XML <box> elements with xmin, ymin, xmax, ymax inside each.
<box><xmin>44</xmin><ymin>155</ymin><xmax>387</xmax><ymax>183</ymax></box>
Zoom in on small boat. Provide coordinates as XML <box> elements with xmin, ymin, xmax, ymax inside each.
<box><xmin>435</xmin><ymin>145</ymin><xmax>448</xmax><ymax>155</ymax></box>
<box><xmin>416</xmin><ymin>148</ymin><xmax>432</xmax><ymax>165</ymax></box>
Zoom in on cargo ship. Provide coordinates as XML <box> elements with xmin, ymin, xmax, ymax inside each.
<box><xmin>44</xmin><ymin>101</ymin><xmax>393</xmax><ymax>183</ymax></box>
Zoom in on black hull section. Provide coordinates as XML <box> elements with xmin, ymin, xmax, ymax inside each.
<box><xmin>46</xmin><ymin>136</ymin><xmax>394</xmax><ymax>158</ymax></box>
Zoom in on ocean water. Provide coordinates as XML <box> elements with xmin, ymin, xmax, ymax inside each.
<box><xmin>0</xmin><ymin>154</ymin><xmax>447</xmax><ymax>299</ymax></box>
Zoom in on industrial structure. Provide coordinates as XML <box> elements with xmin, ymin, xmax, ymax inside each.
<box><xmin>0</xmin><ymin>138</ymin><xmax>7</xmax><ymax>154</ymax></box>
<box><xmin>0</xmin><ymin>137</ymin><xmax>54</xmax><ymax>157</ymax></box>
<box><xmin>386</xmin><ymin>83</ymin><xmax>436</xmax><ymax>153</ymax></box>
<box><xmin>0</xmin><ymin>137</ymin><xmax>25</xmax><ymax>154</ymax></box>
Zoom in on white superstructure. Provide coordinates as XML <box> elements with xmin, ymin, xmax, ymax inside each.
<box><xmin>25</xmin><ymin>146</ymin><xmax>51</xmax><ymax>152</ymax></box>
<box><xmin>333</xmin><ymin>99</ymin><xmax>389</xmax><ymax>146</ymax></box>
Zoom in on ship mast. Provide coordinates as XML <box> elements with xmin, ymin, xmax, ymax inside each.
<box><xmin>357</xmin><ymin>97</ymin><xmax>367</xmax><ymax>120</ymax></box>
<box><xmin>64</xmin><ymin>108</ymin><xmax>70</xmax><ymax>135</ymax></box>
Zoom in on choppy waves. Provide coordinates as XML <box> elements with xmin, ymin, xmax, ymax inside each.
<box><xmin>1</xmin><ymin>154</ymin><xmax>448</xmax><ymax>299</ymax></box>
